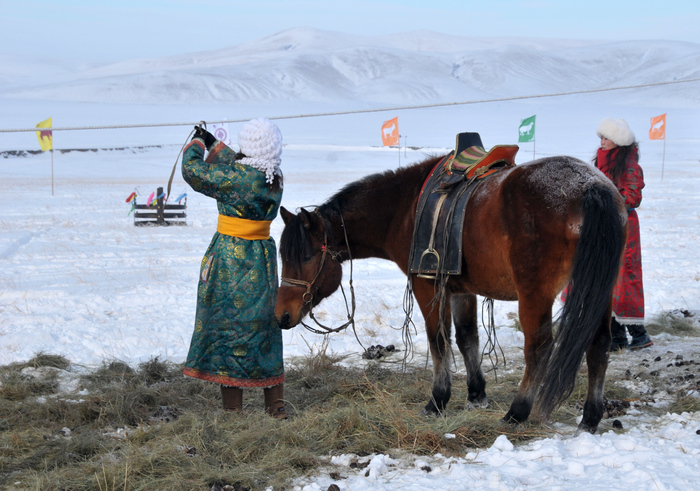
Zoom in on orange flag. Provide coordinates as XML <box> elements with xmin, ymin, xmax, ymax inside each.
<box><xmin>381</xmin><ymin>117</ymin><xmax>399</xmax><ymax>146</ymax></box>
<box><xmin>649</xmin><ymin>113</ymin><xmax>666</xmax><ymax>140</ymax></box>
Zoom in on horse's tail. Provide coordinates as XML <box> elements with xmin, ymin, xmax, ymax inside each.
<box><xmin>534</xmin><ymin>183</ymin><xmax>626</xmax><ymax>420</ymax></box>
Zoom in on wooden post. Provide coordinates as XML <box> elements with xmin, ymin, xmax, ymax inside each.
<box><xmin>156</xmin><ymin>187</ymin><xmax>165</xmax><ymax>225</ymax></box>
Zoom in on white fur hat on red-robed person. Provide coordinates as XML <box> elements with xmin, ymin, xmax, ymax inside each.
<box><xmin>596</xmin><ymin>118</ymin><xmax>635</xmax><ymax>146</ymax></box>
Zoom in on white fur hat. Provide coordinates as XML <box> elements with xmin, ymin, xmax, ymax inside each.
<box><xmin>596</xmin><ymin>118</ymin><xmax>635</xmax><ymax>146</ymax></box>
<box><xmin>237</xmin><ymin>118</ymin><xmax>283</xmax><ymax>184</ymax></box>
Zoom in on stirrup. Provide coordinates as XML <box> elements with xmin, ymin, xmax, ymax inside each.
<box><xmin>416</xmin><ymin>248</ymin><xmax>440</xmax><ymax>280</ymax></box>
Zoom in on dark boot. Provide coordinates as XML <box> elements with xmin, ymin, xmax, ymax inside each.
<box><xmin>221</xmin><ymin>385</ymin><xmax>243</xmax><ymax>412</ymax></box>
<box><xmin>609</xmin><ymin>318</ymin><xmax>629</xmax><ymax>352</ymax></box>
<box><xmin>626</xmin><ymin>324</ymin><xmax>653</xmax><ymax>350</ymax></box>
<box><xmin>264</xmin><ymin>383</ymin><xmax>288</xmax><ymax>419</ymax></box>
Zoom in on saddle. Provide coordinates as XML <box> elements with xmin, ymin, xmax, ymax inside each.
<box><xmin>408</xmin><ymin>132</ymin><xmax>518</xmax><ymax>279</ymax></box>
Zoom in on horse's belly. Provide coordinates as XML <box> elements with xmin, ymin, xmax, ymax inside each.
<box><xmin>449</xmin><ymin>241</ymin><xmax>518</xmax><ymax>301</ymax></box>
<box><xmin>456</xmin><ymin>269</ymin><xmax>519</xmax><ymax>301</ymax></box>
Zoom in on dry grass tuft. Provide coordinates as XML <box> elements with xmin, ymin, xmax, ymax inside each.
<box><xmin>669</xmin><ymin>395</ymin><xmax>700</xmax><ymax>414</ymax></box>
<box><xmin>646</xmin><ymin>310</ymin><xmax>700</xmax><ymax>337</ymax></box>
<box><xmin>1</xmin><ymin>343</ymin><xmax>694</xmax><ymax>490</ymax></box>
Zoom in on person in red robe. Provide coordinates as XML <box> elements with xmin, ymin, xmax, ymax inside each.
<box><xmin>595</xmin><ymin>118</ymin><xmax>652</xmax><ymax>351</ymax></box>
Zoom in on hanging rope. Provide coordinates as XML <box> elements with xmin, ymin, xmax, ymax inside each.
<box><xmin>166</xmin><ymin>122</ymin><xmax>202</xmax><ymax>201</ymax></box>
<box><xmin>480</xmin><ymin>298</ymin><xmax>507</xmax><ymax>381</ymax></box>
<box><xmin>2</xmin><ymin>77</ymin><xmax>699</xmax><ymax>134</ymax></box>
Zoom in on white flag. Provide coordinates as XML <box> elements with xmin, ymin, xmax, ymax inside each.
<box><xmin>210</xmin><ymin>123</ymin><xmax>232</xmax><ymax>146</ymax></box>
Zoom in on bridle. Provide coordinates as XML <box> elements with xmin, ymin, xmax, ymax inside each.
<box><xmin>280</xmin><ymin>211</ymin><xmax>356</xmax><ymax>335</ymax></box>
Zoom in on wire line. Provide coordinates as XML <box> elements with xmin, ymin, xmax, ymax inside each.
<box><xmin>2</xmin><ymin>77</ymin><xmax>698</xmax><ymax>133</ymax></box>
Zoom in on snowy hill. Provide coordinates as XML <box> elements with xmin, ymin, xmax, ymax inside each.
<box><xmin>3</xmin><ymin>27</ymin><xmax>700</xmax><ymax>106</ymax></box>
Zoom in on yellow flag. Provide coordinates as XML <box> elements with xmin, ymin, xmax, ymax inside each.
<box><xmin>36</xmin><ymin>118</ymin><xmax>53</xmax><ymax>151</ymax></box>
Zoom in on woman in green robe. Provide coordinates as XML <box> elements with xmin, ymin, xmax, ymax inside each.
<box><xmin>182</xmin><ymin>118</ymin><xmax>287</xmax><ymax>418</ymax></box>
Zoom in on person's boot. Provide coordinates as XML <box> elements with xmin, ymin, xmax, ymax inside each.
<box><xmin>221</xmin><ymin>385</ymin><xmax>243</xmax><ymax>412</ymax></box>
<box><xmin>609</xmin><ymin>318</ymin><xmax>629</xmax><ymax>352</ymax></box>
<box><xmin>626</xmin><ymin>324</ymin><xmax>653</xmax><ymax>350</ymax></box>
<box><xmin>264</xmin><ymin>383</ymin><xmax>288</xmax><ymax>419</ymax></box>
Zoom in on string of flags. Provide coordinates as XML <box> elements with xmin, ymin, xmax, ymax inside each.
<box><xmin>379</xmin><ymin>113</ymin><xmax>666</xmax><ymax>159</ymax></box>
<box><xmin>514</xmin><ymin>113</ymin><xmax>668</xmax><ymax>143</ymax></box>
<box><xmin>34</xmin><ymin>112</ymin><xmax>673</xmax><ymax>212</ymax></box>
<box><xmin>378</xmin><ymin>113</ymin><xmax>669</xmax><ymax>176</ymax></box>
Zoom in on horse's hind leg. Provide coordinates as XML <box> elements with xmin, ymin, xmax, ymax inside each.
<box><xmin>452</xmin><ymin>293</ymin><xmax>488</xmax><ymax>409</ymax></box>
<box><xmin>413</xmin><ymin>279</ymin><xmax>452</xmax><ymax>414</ymax></box>
<box><xmin>577</xmin><ymin>305</ymin><xmax>613</xmax><ymax>435</ymax></box>
<box><xmin>503</xmin><ymin>295</ymin><xmax>554</xmax><ymax>424</ymax></box>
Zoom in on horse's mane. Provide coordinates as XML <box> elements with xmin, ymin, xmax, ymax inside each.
<box><xmin>279</xmin><ymin>154</ymin><xmax>444</xmax><ymax>267</ymax></box>
<box><xmin>319</xmin><ymin>154</ymin><xmax>443</xmax><ymax>218</ymax></box>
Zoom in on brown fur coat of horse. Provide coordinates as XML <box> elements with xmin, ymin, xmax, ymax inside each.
<box><xmin>275</xmin><ymin>154</ymin><xmax>627</xmax><ymax>434</ymax></box>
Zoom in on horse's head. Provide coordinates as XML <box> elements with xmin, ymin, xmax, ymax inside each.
<box><xmin>275</xmin><ymin>206</ymin><xmax>344</xmax><ymax>329</ymax></box>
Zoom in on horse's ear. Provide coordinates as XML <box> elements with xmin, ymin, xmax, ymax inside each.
<box><xmin>279</xmin><ymin>206</ymin><xmax>294</xmax><ymax>225</ymax></box>
<box><xmin>299</xmin><ymin>208</ymin><xmax>313</xmax><ymax>230</ymax></box>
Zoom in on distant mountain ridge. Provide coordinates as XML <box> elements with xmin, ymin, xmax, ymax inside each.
<box><xmin>3</xmin><ymin>27</ymin><xmax>700</xmax><ymax>105</ymax></box>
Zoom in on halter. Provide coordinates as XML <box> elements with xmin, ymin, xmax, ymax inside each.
<box><xmin>280</xmin><ymin>211</ymin><xmax>356</xmax><ymax>335</ymax></box>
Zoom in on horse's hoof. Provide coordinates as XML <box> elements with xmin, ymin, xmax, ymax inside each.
<box><xmin>502</xmin><ymin>410</ymin><xmax>526</xmax><ymax>425</ymax></box>
<box><xmin>420</xmin><ymin>404</ymin><xmax>442</xmax><ymax>417</ymax></box>
<box><xmin>465</xmin><ymin>396</ymin><xmax>489</xmax><ymax>411</ymax></box>
<box><xmin>574</xmin><ymin>423</ymin><xmax>598</xmax><ymax>436</ymax></box>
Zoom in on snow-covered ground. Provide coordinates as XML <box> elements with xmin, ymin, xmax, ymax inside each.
<box><xmin>1</xmin><ymin>28</ymin><xmax>700</xmax><ymax>489</ymax></box>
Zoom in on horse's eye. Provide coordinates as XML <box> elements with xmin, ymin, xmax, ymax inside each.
<box><xmin>303</xmin><ymin>254</ymin><xmax>313</xmax><ymax>262</ymax></box>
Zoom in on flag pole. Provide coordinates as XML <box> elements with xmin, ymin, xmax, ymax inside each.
<box><xmin>661</xmin><ymin>138</ymin><xmax>666</xmax><ymax>180</ymax></box>
<box><xmin>518</xmin><ymin>115</ymin><xmax>536</xmax><ymax>160</ymax></box>
<box><xmin>51</xmin><ymin>149</ymin><xmax>54</xmax><ymax>196</ymax></box>
<box><xmin>398</xmin><ymin>135</ymin><xmax>401</xmax><ymax>167</ymax></box>
<box><xmin>650</xmin><ymin>113</ymin><xmax>668</xmax><ymax>180</ymax></box>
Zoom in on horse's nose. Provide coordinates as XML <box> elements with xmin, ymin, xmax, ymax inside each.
<box><xmin>278</xmin><ymin>312</ymin><xmax>291</xmax><ymax>330</ymax></box>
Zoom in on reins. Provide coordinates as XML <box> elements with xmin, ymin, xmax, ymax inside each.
<box><xmin>280</xmin><ymin>211</ymin><xmax>359</xmax><ymax>338</ymax></box>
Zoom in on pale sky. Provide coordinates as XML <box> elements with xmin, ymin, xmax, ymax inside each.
<box><xmin>4</xmin><ymin>0</ymin><xmax>700</xmax><ymax>63</ymax></box>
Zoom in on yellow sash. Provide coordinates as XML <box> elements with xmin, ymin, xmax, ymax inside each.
<box><xmin>217</xmin><ymin>214</ymin><xmax>271</xmax><ymax>240</ymax></box>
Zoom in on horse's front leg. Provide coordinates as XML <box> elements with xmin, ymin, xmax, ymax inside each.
<box><xmin>577</xmin><ymin>305</ymin><xmax>613</xmax><ymax>435</ymax></box>
<box><xmin>451</xmin><ymin>293</ymin><xmax>488</xmax><ymax>409</ymax></box>
<box><xmin>413</xmin><ymin>278</ymin><xmax>452</xmax><ymax>415</ymax></box>
<box><xmin>503</xmin><ymin>295</ymin><xmax>554</xmax><ymax>424</ymax></box>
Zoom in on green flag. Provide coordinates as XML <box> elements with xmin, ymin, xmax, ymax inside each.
<box><xmin>518</xmin><ymin>115</ymin><xmax>536</xmax><ymax>142</ymax></box>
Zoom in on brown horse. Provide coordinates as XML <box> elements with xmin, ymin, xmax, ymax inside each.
<box><xmin>275</xmin><ymin>152</ymin><xmax>627</xmax><ymax>434</ymax></box>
